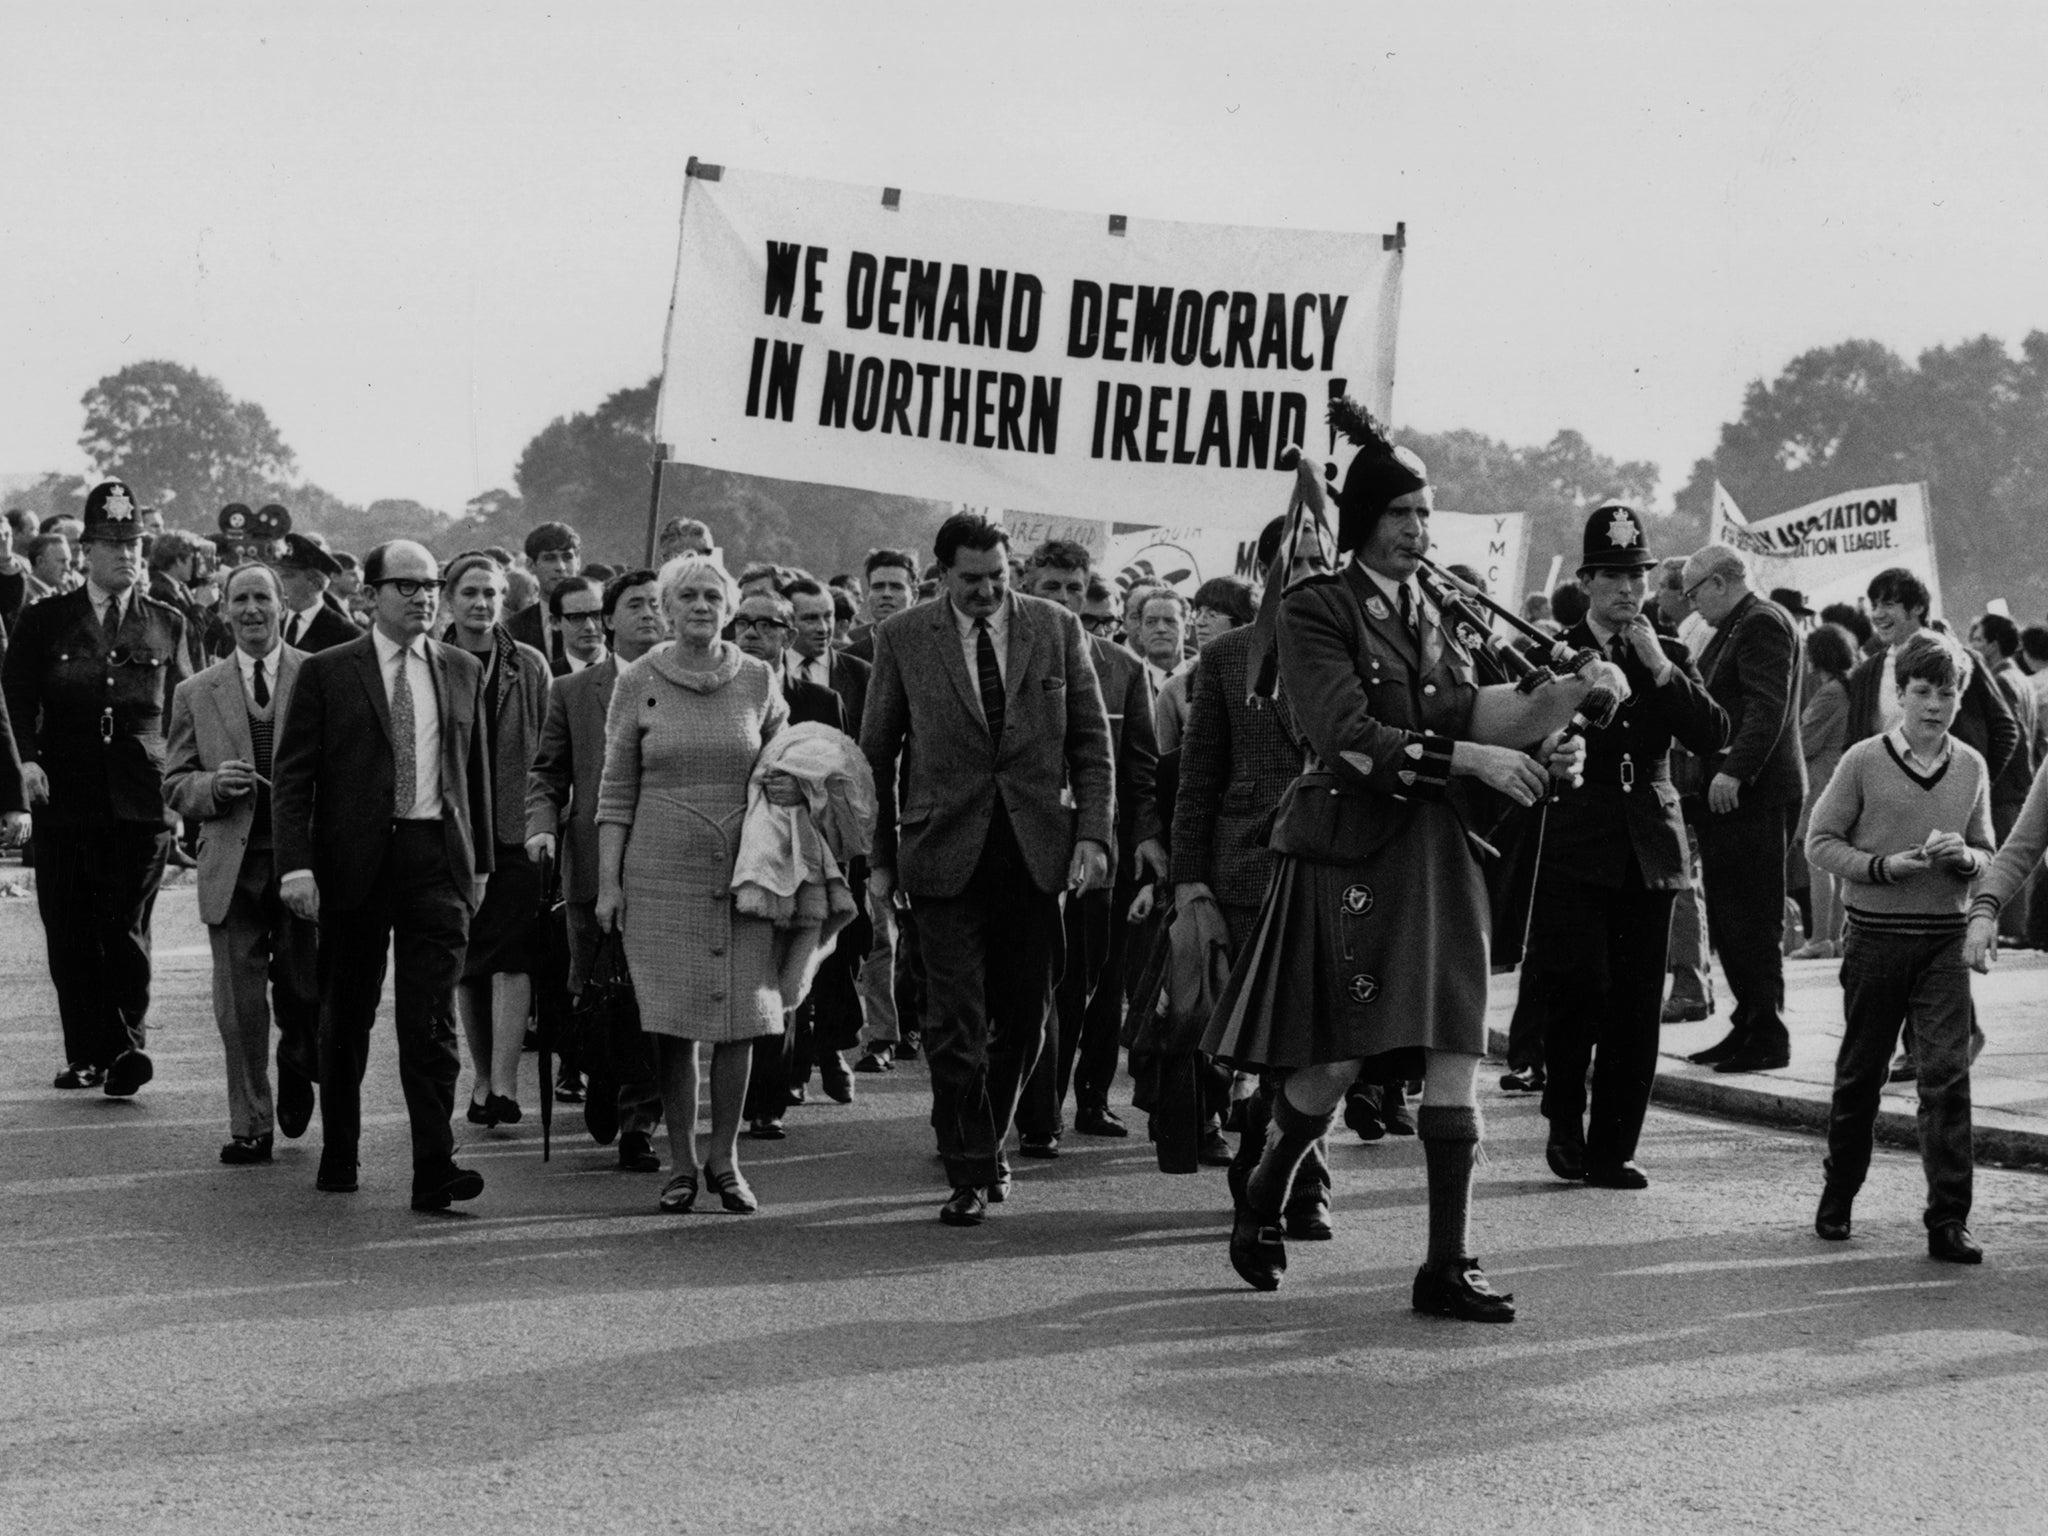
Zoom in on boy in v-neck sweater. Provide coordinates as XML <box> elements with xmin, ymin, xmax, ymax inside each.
<box><xmin>1806</xmin><ymin>631</ymin><xmax>1994</xmax><ymax>1261</ymax></box>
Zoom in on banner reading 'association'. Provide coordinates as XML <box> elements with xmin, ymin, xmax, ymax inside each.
<box><xmin>656</xmin><ymin>163</ymin><xmax>1404</xmax><ymax>528</ymax></box>
<box><xmin>1709</xmin><ymin>481</ymin><xmax>1941</xmax><ymax>614</ymax></box>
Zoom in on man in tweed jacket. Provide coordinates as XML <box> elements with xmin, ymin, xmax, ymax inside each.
<box><xmin>861</xmin><ymin>513</ymin><xmax>1116</xmax><ymax>1226</ymax></box>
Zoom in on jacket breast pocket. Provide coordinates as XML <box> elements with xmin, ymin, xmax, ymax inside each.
<box><xmin>1041</xmin><ymin>677</ymin><xmax>1065</xmax><ymax>691</ymax></box>
<box><xmin>899</xmin><ymin>804</ymin><xmax>933</xmax><ymax>827</ymax></box>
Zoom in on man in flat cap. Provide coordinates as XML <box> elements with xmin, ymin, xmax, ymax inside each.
<box><xmin>1524</xmin><ymin>503</ymin><xmax>1727</xmax><ymax>1189</ymax></box>
<box><xmin>274</xmin><ymin>533</ymin><xmax>357</xmax><ymax>652</ymax></box>
<box><xmin>3</xmin><ymin>480</ymin><xmax>191</xmax><ymax>1094</ymax></box>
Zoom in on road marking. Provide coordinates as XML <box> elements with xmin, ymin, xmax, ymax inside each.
<box><xmin>1610</xmin><ymin>1251</ymin><xmax>1896</xmax><ymax>1276</ymax></box>
<box><xmin>1814</xmin><ymin>1281</ymin><xmax>1958</xmax><ymax>1295</ymax></box>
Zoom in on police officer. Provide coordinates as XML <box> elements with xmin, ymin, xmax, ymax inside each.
<box><xmin>1529</xmin><ymin>503</ymin><xmax>1728</xmax><ymax>1187</ymax></box>
<box><xmin>3</xmin><ymin>480</ymin><xmax>190</xmax><ymax>1094</ymax></box>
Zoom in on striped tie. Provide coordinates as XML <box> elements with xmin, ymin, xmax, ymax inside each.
<box><xmin>974</xmin><ymin>618</ymin><xmax>1005</xmax><ymax>747</ymax></box>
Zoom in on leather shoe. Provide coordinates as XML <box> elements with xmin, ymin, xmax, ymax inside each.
<box><xmin>103</xmin><ymin>1049</ymin><xmax>153</xmax><ymax>1098</ymax></box>
<box><xmin>411</xmin><ymin>1164</ymin><xmax>485</xmax><ymax>1212</ymax></box>
<box><xmin>315</xmin><ymin>1158</ymin><xmax>358</xmax><ymax>1193</ymax></box>
<box><xmin>617</xmin><ymin>1131</ymin><xmax>662</xmax><ymax>1172</ymax></box>
<box><xmin>894</xmin><ymin>1031</ymin><xmax>921</xmax><ymax>1062</ymax></box>
<box><xmin>817</xmin><ymin>1052</ymin><xmax>855</xmax><ymax>1104</ymax></box>
<box><xmin>1412</xmin><ymin>1259</ymin><xmax>1516</xmax><ymax>1322</ymax></box>
<box><xmin>1585</xmin><ymin>1159</ymin><xmax>1649</xmax><ymax>1189</ymax></box>
<box><xmin>53</xmin><ymin>1062</ymin><xmax>105</xmax><ymax>1090</ymax></box>
<box><xmin>486</xmin><ymin>1094</ymin><xmax>522</xmax><ymax>1125</ymax></box>
<box><xmin>1713</xmin><ymin>1043</ymin><xmax>1791</xmax><ymax>1074</ymax></box>
<box><xmin>1686</xmin><ymin>1029</ymin><xmax>1745</xmax><ymax>1065</ymax></box>
<box><xmin>1381</xmin><ymin>1092</ymin><xmax>1416</xmax><ymax>1137</ymax></box>
<box><xmin>1018</xmin><ymin>1134</ymin><xmax>1060</xmax><ymax>1159</ymax></box>
<box><xmin>1497</xmin><ymin>1064</ymin><xmax>1545</xmax><ymax>1094</ymax></box>
<box><xmin>275</xmin><ymin>1069</ymin><xmax>315</xmax><ymax>1140</ymax></box>
<box><xmin>1284</xmin><ymin>1187</ymin><xmax>1334</xmax><ymax>1241</ymax></box>
<box><xmin>939</xmin><ymin>1186</ymin><xmax>987</xmax><ymax>1226</ymax></box>
<box><xmin>1196</xmin><ymin>1127</ymin><xmax>1234</xmax><ymax>1167</ymax></box>
<box><xmin>745</xmin><ymin>1118</ymin><xmax>787</xmax><ymax>1140</ymax></box>
<box><xmin>1928</xmin><ymin>1221</ymin><xmax>1983</xmax><ymax>1264</ymax></box>
<box><xmin>1343</xmin><ymin>1087</ymin><xmax>1385</xmax><ymax>1142</ymax></box>
<box><xmin>552</xmin><ymin>1071</ymin><xmax>586</xmax><ymax>1104</ymax></box>
<box><xmin>1888</xmin><ymin>1053</ymin><xmax>1918</xmax><ymax>1083</ymax></box>
<box><xmin>1545</xmin><ymin>1120</ymin><xmax>1588</xmax><ymax>1182</ymax></box>
<box><xmin>219</xmin><ymin>1133</ymin><xmax>274</xmax><ymax>1165</ymax></box>
<box><xmin>853</xmin><ymin>1049</ymin><xmax>895</xmax><ymax>1074</ymax></box>
<box><xmin>1228</xmin><ymin>1209</ymin><xmax>1287</xmax><ymax>1291</ymax></box>
<box><xmin>1662</xmin><ymin>999</ymin><xmax>1713</xmax><ymax>1024</ymax></box>
<box><xmin>987</xmin><ymin>1157</ymin><xmax>1013</xmax><ymax>1204</ymax></box>
<box><xmin>466</xmin><ymin>1096</ymin><xmax>496</xmax><ymax>1127</ymax></box>
<box><xmin>1075</xmin><ymin>1103</ymin><xmax>1127</xmax><ymax>1138</ymax></box>
<box><xmin>1815</xmin><ymin>1184</ymin><xmax>1854</xmax><ymax>1241</ymax></box>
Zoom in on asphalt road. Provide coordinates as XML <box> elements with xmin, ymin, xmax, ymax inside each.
<box><xmin>5</xmin><ymin>883</ymin><xmax>2048</xmax><ymax>1535</ymax></box>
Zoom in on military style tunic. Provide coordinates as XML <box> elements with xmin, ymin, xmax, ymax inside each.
<box><xmin>1204</xmin><ymin>562</ymin><xmax>1489</xmax><ymax>1073</ymax></box>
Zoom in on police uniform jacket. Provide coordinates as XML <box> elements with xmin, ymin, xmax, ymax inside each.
<box><xmin>1540</xmin><ymin>619</ymin><xmax>1728</xmax><ymax>891</ymax></box>
<box><xmin>2</xmin><ymin>586</ymin><xmax>188</xmax><ymax>826</ymax></box>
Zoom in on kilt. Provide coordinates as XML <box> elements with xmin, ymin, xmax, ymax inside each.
<box><xmin>462</xmin><ymin>842</ymin><xmax>540</xmax><ymax>979</ymax></box>
<box><xmin>1201</xmin><ymin>799</ymin><xmax>1489</xmax><ymax>1073</ymax></box>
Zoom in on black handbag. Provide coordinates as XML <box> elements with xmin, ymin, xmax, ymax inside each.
<box><xmin>572</xmin><ymin>929</ymin><xmax>645</xmax><ymax>1146</ymax></box>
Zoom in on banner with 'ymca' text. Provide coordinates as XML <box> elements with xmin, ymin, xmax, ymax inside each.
<box><xmin>656</xmin><ymin>163</ymin><xmax>1404</xmax><ymax>528</ymax></box>
<box><xmin>1710</xmin><ymin>482</ymin><xmax>1941</xmax><ymax>616</ymax></box>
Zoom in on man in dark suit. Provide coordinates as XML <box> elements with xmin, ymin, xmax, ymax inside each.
<box><xmin>842</xmin><ymin>547</ymin><xmax>918</xmax><ymax>666</ymax></box>
<box><xmin>1846</xmin><ymin>567</ymin><xmax>2017</xmax><ymax>774</ymax></box>
<box><xmin>1531</xmin><ymin>506</ymin><xmax>1729</xmax><ymax>1186</ymax></box>
<box><xmin>1680</xmin><ymin>543</ymin><xmax>1806</xmax><ymax>1074</ymax></box>
<box><xmin>274</xmin><ymin>534</ymin><xmax>357</xmax><ymax>653</ymax></box>
<box><xmin>527</xmin><ymin>567</ymin><xmax>666</xmax><ymax>1168</ymax></box>
<box><xmin>1013</xmin><ymin>539</ymin><xmax>1165</xmax><ymax>1153</ymax></box>
<box><xmin>862</xmin><ymin>513</ymin><xmax>1116</xmax><ymax>1226</ymax></box>
<box><xmin>785</xmin><ymin>576</ymin><xmax>868</xmax><ymax>735</ymax></box>
<box><xmin>547</xmin><ymin>575</ymin><xmax>608</xmax><ymax>680</ymax></box>
<box><xmin>506</xmin><ymin>522</ymin><xmax>581</xmax><ymax>669</ymax></box>
<box><xmin>273</xmin><ymin>539</ymin><xmax>495</xmax><ymax>1211</ymax></box>
<box><xmin>163</xmin><ymin>564</ymin><xmax>318</xmax><ymax>1164</ymax></box>
<box><xmin>4</xmin><ymin>480</ymin><xmax>188</xmax><ymax>1094</ymax></box>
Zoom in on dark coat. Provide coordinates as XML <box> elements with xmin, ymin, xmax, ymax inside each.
<box><xmin>806</xmin><ymin>649</ymin><xmax>868</xmax><ymax>739</ymax></box>
<box><xmin>2</xmin><ymin>585</ymin><xmax>188</xmax><ymax>825</ymax></box>
<box><xmin>783</xmin><ymin>671</ymin><xmax>846</xmax><ymax>731</ymax></box>
<box><xmin>283</xmin><ymin>600</ymin><xmax>360</xmax><ymax>655</ymax></box>
<box><xmin>1089</xmin><ymin>632</ymin><xmax>1164</xmax><ymax>861</ymax></box>
<box><xmin>0</xmin><ymin>628</ymin><xmax>23</xmax><ymax>813</ymax></box>
<box><xmin>1692</xmin><ymin>591</ymin><xmax>1806</xmax><ymax>813</ymax></box>
<box><xmin>1538</xmin><ymin>621</ymin><xmax>1728</xmax><ymax>890</ymax></box>
<box><xmin>0</xmin><ymin>564</ymin><xmax>25</xmax><ymax>636</ymax></box>
<box><xmin>526</xmin><ymin>655</ymin><xmax>616</xmax><ymax>905</ymax></box>
<box><xmin>272</xmin><ymin>632</ymin><xmax>494</xmax><ymax>912</ymax></box>
<box><xmin>861</xmin><ymin>591</ymin><xmax>1114</xmax><ymax>899</ymax></box>
<box><xmin>1169</xmin><ymin>623</ymin><xmax>1300</xmax><ymax>910</ymax></box>
<box><xmin>1844</xmin><ymin>641</ymin><xmax>2019</xmax><ymax>782</ymax></box>
<box><xmin>506</xmin><ymin>601</ymin><xmax>562</xmax><ymax>668</ymax></box>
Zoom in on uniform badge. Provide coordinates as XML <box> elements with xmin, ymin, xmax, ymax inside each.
<box><xmin>1341</xmin><ymin>884</ymin><xmax>1374</xmax><ymax>916</ymax></box>
<box><xmin>102</xmin><ymin>487</ymin><xmax>135</xmax><ymax>521</ymax></box>
<box><xmin>1606</xmin><ymin>508</ymin><xmax>1639</xmax><ymax>547</ymax></box>
<box><xmin>1365</xmin><ymin>596</ymin><xmax>1390</xmax><ymax>621</ymax></box>
<box><xmin>1347</xmin><ymin>974</ymin><xmax>1379</xmax><ymax>1004</ymax></box>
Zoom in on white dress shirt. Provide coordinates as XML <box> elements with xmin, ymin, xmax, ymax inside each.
<box><xmin>281</xmin><ymin>600</ymin><xmax>323</xmax><ymax>646</ymax></box>
<box><xmin>235</xmin><ymin>642</ymin><xmax>282</xmax><ymax>705</ymax></box>
<box><xmin>952</xmin><ymin>597</ymin><xmax>1010</xmax><ymax>708</ymax></box>
<box><xmin>788</xmin><ymin>648</ymin><xmax>832</xmax><ymax>691</ymax></box>
<box><xmin>372</xmin><ymin>627</ymin><xmax>444</xmax><ymax>820</ymax></box>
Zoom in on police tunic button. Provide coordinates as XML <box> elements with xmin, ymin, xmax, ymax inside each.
<box><xmin>1342</xmin><ymin>884</ymin><xmax>1374</xmax><ymax>916</ymax></box>
<box><xmin>1423</xmin><ymin>683</ymin><xmax>1437</xmax><ymax>696</ymax></box>
<box><xmin>1347</xmin><ymin>974</ymin><xmax>1379</xmax><ymax>1004</ymax></box>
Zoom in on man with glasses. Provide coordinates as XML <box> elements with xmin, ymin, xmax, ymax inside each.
<box><xmin>1678</xmin><ymin>544</ymin><xmax>1806</xmax><ymax>1074</ymax></box>
<box><xmin>4</xmin><ymin>480</ymin><xmax>187</xmax><ymax>1095</ymax></box>
<box><xmin>548</xmin><ymin>575</ymin><xmax>608</xmax><ymax>678</ymax></box>
<box><xmin>274</xmin><ymin>540</ymin><xmax>495</xmax><ymax>1210</ymax></box>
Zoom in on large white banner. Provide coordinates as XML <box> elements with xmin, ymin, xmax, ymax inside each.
<box><xmin>1100</xmin><ymin>510</ymin><xmax>1526</xmax><ymax>604</ymax></box>
<box><xmin>1710</xmin><ymin>481</ymin><xmax>1941</xmax><ymax>615</ymax></box>
<box><xmin>656</xmin><ymin>163</ymin><xmax>1404</xmax><ymax>528</ymax></box>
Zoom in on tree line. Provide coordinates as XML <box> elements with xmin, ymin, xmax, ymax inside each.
<box><xmin>16</xmin><ymin>338</ymin><xmax>2048</xmax><ymax>615</ymax></box>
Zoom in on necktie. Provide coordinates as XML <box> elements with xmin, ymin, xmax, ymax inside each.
<box><xmin>391</xmin><ymin>646</ymin><xmax>418</xmax><ymax>816</ymax></box>
<box><xmin>101</xmin><ymin>596</ymin><xmax>121</xmax><ymax>643</ymax></box>
<box><xmin>284</xmin><ymin>614</ymin><xmax>300</xmax><ymax>646</ymax></box>
<box><xmin>1397</xmin><ymin>583</ymin><xmax>1418</xmax><ymax>647</ymax></box>
<box><xmin>974</xmin><ymin>619</ymin><xmax>1006</xmax><ymax>746</ymax></box>
<box><xmin>252</xmin><ymin>656</ymin><xmax>269</xmax><ymax>708</ymax></box>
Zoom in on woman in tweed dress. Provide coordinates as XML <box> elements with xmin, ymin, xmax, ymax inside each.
<box><xmin>595</xmin><ymin>554</ymin><xmax>798</xmax><ymax>1214</ymax></box>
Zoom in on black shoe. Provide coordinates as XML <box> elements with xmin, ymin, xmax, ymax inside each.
<box><xmin>939</xmin><ymin>1186</ymin><xmax>987</xmax><ymax>1226</ymax></box>
<box><xmin>705</xmin><ymin>1164</ymin><xmax>758</xmax><ymax>1214</ymax></box>
<box><xmin>53</xmin><ymin>1062</ymin><xmax>104</xmax><ymax>1090</ymax></box>
<box><xmin>658</xmin><ymin>1172</ymin><xmax>698</xmax><ymax>1213</ymax></box>
<box><xmin>1284</xmin><ymin>1188</ymin><xmax>1334</xmax><ymax>1241</ymax></box>
<box><xmin>553</xmin><ymin>1073</ymin><xmax>586</xmax><ymax>1104</ymax></box>
<box><xmin>1412</xmin><ymin>1259</ymin><xmax>1516</xmax><ymax>1322</ymax></box>
<box><xmin>1229</xmin><ymin>1209</ymin><xmax>1287</xmax><ymax>1291</ymax></box>
<box><xmin>1545</xmin><ymin>1121</ymin><xmax>1588</xmax><ymax>1182</ymax></box>
<box><xmin>1019</xmin><ymin>1134</ymin><xmax>1060</xmax><ymax>1159</ymax></box>
<box><xmin>1381</xmin><ymin>1095</ymin><xmax>1416</xmax><ymax>1137</ymax></box>
<box><xmin>1196</xmin><ymin>1127</ymin><xmax>1234</xmax><ymax>1167</ymax></box>
<box><xmin>1888</xmin><ymin>1053</ymin><xmax>1918</xmax><ymax>1083</ymax></box>
<box><xmin>411</xmin><ymin>1164</ymin><xmax>485</xmax><ymax>1212</ymax></box>
<box><xmin>1343</xmin><ymin>1088</ymin><xmax>1385</xmax><ymax>1142</ymax></box>
<box><xmin>1928</xmin><ymin>1221</ymin><xmax>1983</xmax><ymax>1264</ymax></box>
<box><xmin>220</xmin><ymin>1133</ymin><xmax>274</xmax><ymax>1165</ymax></box>
<box><xmin>1713</xmin><ymin>1042</ymin><xmax>1791</xmax><ymax>1074</ymax></box>
<box><xmin>1816</xmin><ymin>1184</ymin><xmax>1854</xmax><ymax>1241</ymax></box>
<box><xmin>817</xmin><ymin>1052</ymin><xmax>855</xmax><ymax>1104</ymax></box>
<box><xmin>853</xmin><ymin>1049</ymin><xmax>895</xmax><ymax>1074</ymax></box>
<box><xmin>617</xmin><ymin>1131</ymin><xmax>661</xmax><ymax>1172</ymax></box>
<box><xmin>987</xmin><ymin>1157</ymin><xmax>1013</xmax><ymax>1204</ymax></box>
<box><xmin>1075</xmin><ymin>1103</ymin><xmax>1128</xmax><ymax>1138</ymax></box>
<box><xmin>895</xmin><ymin>1032</ymin><xmax>922</xmax><ymax>1062</ymax></box>
<box><xmin>276</xmin><ymin>1069</ymin><xmax>315</xmax><ymax>1140</ymax></box>
<box><xmin>786</xmin><ymin>1084</ymin><xmax>809</xmax><ymax>1107</ymax></box>
<box><xmin>103</xmin><ymin>1049</ymin><xmax>153</xmax><ymax>1098</ymax></box>
<box><xmin>1585</xmin><ymin>1159</ymin><xmax>1649</xmax><ymax>1190</ymax></box>
<box><xmin>486</xmin><ymin>1094</ymin><xmax>521</xmax><ymax>1125</ymax></box>
<box><xmin>745</xmin><ymin>1118</ymin><xmax>787</xmax><ymax>1141</ymax></box>
<box><xmin>315</xmin><ymin>1158</ymin><xmax>358</xmax><ymax>1194</ymax></box>
<box><xmin>1686</xmin><ymin>1029</ymin><xmax>1746</xmax><ymax>1066</ymax></box>
<box><xmin>1497</xmin><ymin>1064</ymin><xmax>1545</xmax><ymax>1093</ymax></box>
<box><xmin>466</xmin><ymin>1097</ymin><xmax>496</xmax><ymax>1126</ymax></box>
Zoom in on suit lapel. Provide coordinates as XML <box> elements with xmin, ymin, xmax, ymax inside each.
<box><xmin>354</xmin><ymin>637</ymin><xmax>394</xmax><ymax>742</ymax></box>
<box><xmin>209</xmin><ymin>663</ymin><xmax>255</xmax><ymax>761</ymax></box>
<box><xmin>273</xmin><ymin>646</ymin><xmax>303</xmax><ymax>726</ymax></box>
<box><xmin>1000</xmin><ymin>593</ymin><xmax>1037</xmax><ymax>710</ymax></box>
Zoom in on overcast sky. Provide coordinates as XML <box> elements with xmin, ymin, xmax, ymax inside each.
<box><xmin>5</xmin><ymin>1</ymin><xmax>2044</xmax><ymax>515</ymax></box>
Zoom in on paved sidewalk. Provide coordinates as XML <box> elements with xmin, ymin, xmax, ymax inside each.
<box><xmin>1488</xmin><ymin>947</ymin><xmax>2048</xmax><ymax>1169</ymax></box>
